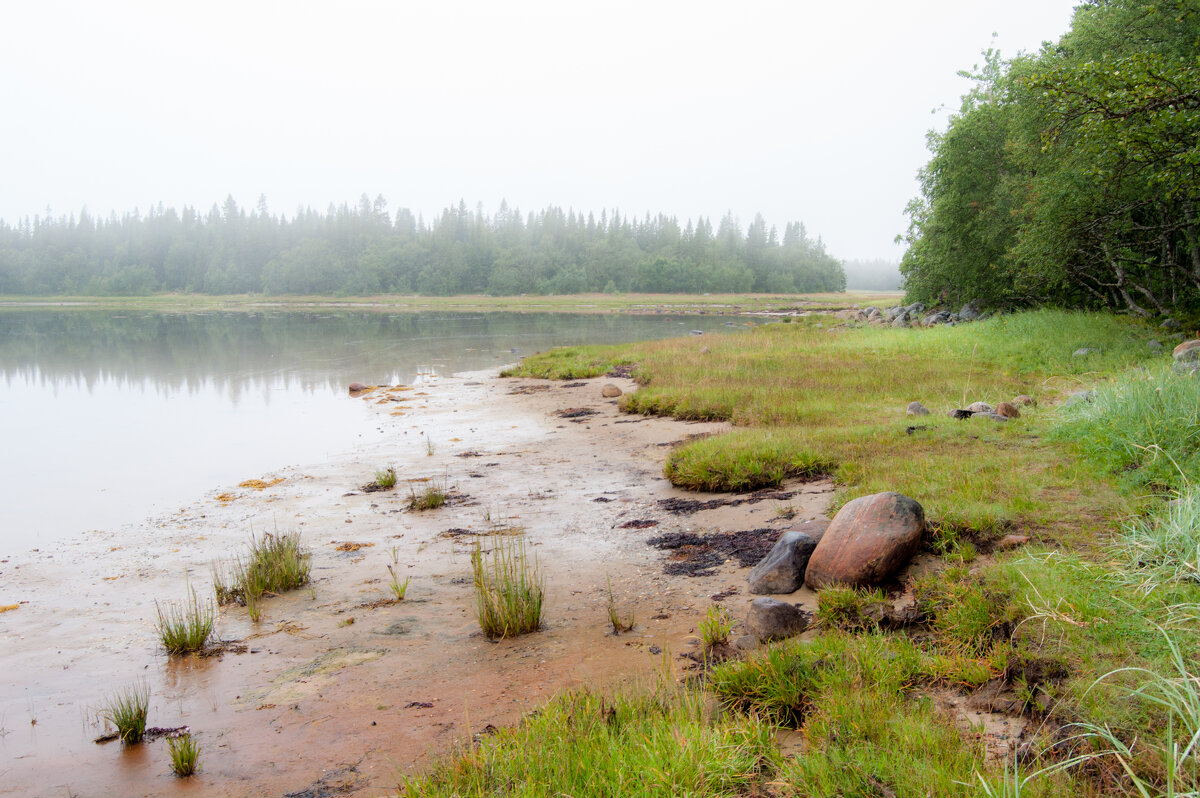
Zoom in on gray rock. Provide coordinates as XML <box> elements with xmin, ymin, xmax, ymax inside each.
<box><xmin>967</xmin><ymin>401</ymin><xmax>995</xmax><ymax>414</ymax></box>
<box><xmin>1172</xmin><ymin>361</ymin><xmax>1200</xmax><ymax>376</ymax></box>
<box><xmin>884</xmin><ymin>306</ymin><xmax>905</xmax><ymax>321</ymax></box>
<box><xmin>1161</xmin><ymin>318</ymin><xmax>1182</xmax><ymax>330</ymax></box>
<box><xmin>891</xmin><ymin>314</ymin><xmax>909</xmax><ymax>328</ymax></box>
<box><xmin>923</xmin><ymin>311</ymin><xmax>952</xmax><ymax>327</ymax></box>
<box><xmin>745</xmin><ymin>597</ymin><xmax>810</xmax><ymax>642</ymax></box>
<box><xmin>973</xmin><ymin>412</ymin><xmax>1008</xmax><ymax>422</ymax></box>
<box><xmin>864</xmin><ymin>306</ymin><xmax>881</xmax><ymax>319</ymax></box>
<box><xmin>959</xmin><ymin>302</ymin><xmax>981</xmax><ymax>321</ymax></box>
<box><xmin>1073</xmin><ymin>347</ymin><xmax>1101</xmax><ymax>357</ymax></box>
<box><xmin>1174</xmin><ymin>340</ymin><xmax>1200</xmax><ymax>362</ymax></box>
<box><xmin>905</xmin><ymin>302</ymin><xmax>927</xmax><ymax>315</ymax></box>
<box><xmin>1148</xmin><ymin>340</ymin><xmax>1164</xmax><ymax>352</ymax></box>
<box><xmin>906</xmin><ymin>401</ymin><xmax>930</xmax><ymax>416</ymax></box>
<box><xmin>747</xmin><ymin>523</ymin><xmax>828</xmax><ymax>595</ymax></box>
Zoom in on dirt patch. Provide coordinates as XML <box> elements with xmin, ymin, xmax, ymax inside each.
<box><xmin>555</xmin><ymin>407</ymin><xmax>600</xmax><ymax>420</ymax></box>
<box><xmin>606</xmin><ymin>364</ymin><xmax>636</xmax><ymax>378</ymax></box>
<box><xmin>333</xmin><ymin>541</ymin><xmax>374</xmax><ymax>552</ymax></box>
<box><xmin>618</xmin><ymin>519</ymin><xmax>658</xmax><ymax>529</ymax></box>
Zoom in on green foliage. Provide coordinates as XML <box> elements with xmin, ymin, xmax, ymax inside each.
<box><xmin>167</xmin><ymin>733</ymin><xmax>201</xmax><ymax>777</ymax></box>
<box><xmin>155</xmin><ymin>587</ymin><xmax>215</xmax><ymax>655</ymax></box>
<box><xmin>901</xmin><ymin>0</ymin><xmax>1200</xmax><ymax>314</ymax></box>
<box><xmin>387</xmin><ymin>546</ymin><xmax>410</xmax><ymax>601</ymax></box>
<box><xmin>404</xmin><ymin>687</ymin><xmax>779</xmax><ymax>797</ymax></box>
<box><xmin>101</xmin><ymin>683</ymin><xmax>150</xmax><ymax>745</ymax></box>
<box><xmin>374</xmin><ymin>467</ymin><xmax>397</xmax><ymax>489</ymax></box>
<box><xmin>814</xmin><ymin>586</ymin><xmax>891</xmax><ymax>633</ymax></box>
<box><xmin>471</xmin><ymin>538</ymin><xmax>544</xmax><ymax>639</ymax></box>
<box><xmin>698</xmin><ymin>605</ymin><xmax>733</xmax><ymax>649</ymax></box>
<box><xmin>0</xmin><ymin>199</ymin><xmax>845</xmax><ymax>297</ymax></box>
<box><xmin>664</xmin><ymin>431</ymin><xmax>833</xmax><ymax>492</ymax></box>
<box><xmin>408</xmin><ymin>481</ymin><xmax>447</xmax><ymax>510</ymax></box>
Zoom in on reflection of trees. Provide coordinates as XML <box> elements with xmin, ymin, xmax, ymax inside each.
<box><xmin>0</xmin><ymin>311</ymin><xmax>733</xmax><ymax>397</ymax></box>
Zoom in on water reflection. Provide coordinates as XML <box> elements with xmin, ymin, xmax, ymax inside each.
<box><xmin>0</xmin><ymin>309</ymin><xmax>751</xmax><ymax>553</ymax></box>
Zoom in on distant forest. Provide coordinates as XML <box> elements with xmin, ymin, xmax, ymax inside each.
<box><xmin>0</xmin><ymin>197</ymin><xmax>846</xmax><ymax>296</ymax></box>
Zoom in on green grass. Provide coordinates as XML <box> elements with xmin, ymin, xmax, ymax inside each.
<box><xmin>101</xmin><ymin>683</ymin><xmax>149</xmax><ymax>745</ymax></box>
<box><xmin>213</xmin><ymin>531</ymin><xmax>311</xmax><ymax>622</ymax></box>
<box><xmin>509</xmin><ymin>310</ymin><xmax>1153</xmax><ymax>533</ymax></box>
<box><xmin>408</xmin><ymin>481</ymin><xmax>447</xmax><ymax>511</ymax></box>
<box><xmin>374</xmin><ymin>467</ymin><xmax>398</xmax><ymax>489</ymax></box>
<box><xmin>403</xmin><ymin>686</ymin><xmax>780</xmax><ymax>798</ymax></box>
<box><xmin>155</xmin><ymin>587</ymin><xmax>215</xmax><ymax>655</ymax></box>
<box><xmin>387</xmin><ymin>546</ymin><xmax>410</xmax><ymax>601</ymax></box>
<box><xmin>167</xmin><ymin>732</ymin><xmax>201</xmax><ymax>777</ymax></box>
<box><xmin>698</xmin><ymin>604</ymin><xmax>733</xmax><ymax>650</ymax></box>
<box><xmin>471</xmin><ymin>538</ymin><xmax>544</xmax><ymax>639</ymax></box>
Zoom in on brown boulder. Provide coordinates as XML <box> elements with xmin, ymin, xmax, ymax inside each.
<box><xmin>804</xmin><ymin>492</ymin><xmax>925</xmax><ymax>590</ymax></box>
<box><xmin>348</xmin><ymin>382</ymin><xmax>371</xmax><ymax>394</ymax></box>
<box><xmin>601</xmin><ymin>384</ymin><xmax>623</xmax><ymax>398</ymax></box>
<box><xmin>996</xmin><ymin>401</ymin><xmax>1021</xmax><ymax>419</ymax></box>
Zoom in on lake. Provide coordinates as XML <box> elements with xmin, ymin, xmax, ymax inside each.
<box><xmin>0</xmin><ymin>308</ymin><xmax>753</xmax><ymax>555</ymax></box>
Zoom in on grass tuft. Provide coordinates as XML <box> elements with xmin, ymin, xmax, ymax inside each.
<box><xmin>213</xmin><ymin>530</ymin><xmax>310</xmax><ymax>622</ymax></box>
<box><xmin>1117</xmin><ymin>489</ymin><xmax>1200</xmax><ymax>595</ymax></box>
<box><xmin>698</xmin><ymin>605</ymin><xmax>733</xmax><ymax>650</ymax></box>
<box><xmin>471</xmin><ymin>538</ymin><xmax>544</xmax><ymax>639</ymax></box>
<box><xmin>101</xmin><ymin>683</ymin><xmax>149</xmax><ymax>745</ymax></box>
<box><xmin>387</xmin><ymin>546</ymin><xmax>410</xmax><ymax>601</ymax></box>
<box><xmin>374</xmin><ymin>466</ymin><xmax>397</xmax><ymax>489</ymax></box>
<box><xmin>409</xmin><ymin>481</ymin><xmax>447</xmax><ymax>511</ymax></box>
<box><xmin>167</xmin><ymin>732</ymin><xmax>201</xmax><ymax>777</ymax></box>
<box><xmin>155</xmin><ymin>587</ymin><xmax>215</xmax><ymax>655</ymax></box>
<box><xmin>605</xmin><ymin>576</ymin><xmax>635</xmax><ymax>634</ymax></box>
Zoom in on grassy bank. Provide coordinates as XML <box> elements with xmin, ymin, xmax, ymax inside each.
<box><xmin>0</xmin><ymin>290</ymin><xmax>901</xmax><ymax>315</ymax></box>
<box><xmin>429</xmin><ymin>309</ymin><xmax>1200</xmax><ymax>797</ymax></box>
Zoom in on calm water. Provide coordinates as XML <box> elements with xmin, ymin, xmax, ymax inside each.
<box><xmin>0</xmin><ymin>309</ymin><xmax>751</xmax><ymax>554</ymax></box>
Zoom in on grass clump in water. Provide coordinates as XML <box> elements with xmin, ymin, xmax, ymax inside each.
<box><xmin>471</xmin><ymin>537</ymin><xmax>544</xmax><ymax>639</ymax></box>
<box><xmin>100</xmin><ymin>683</ymin><xmax>150</xmax><ymax>744</ymax></box>
<box><xmin>698</xmin><ymin>604</ymin><xmax>733</xmax><ymax>650</ymax></box>
<box><xmin>155</xmin><ymin>586</ymin><xmax>215</xmax><ymax>655</ymax></box>
<box><xmin>213</xmin><ymin>531</ymin><xmax>310</xmax><ymax>622</ymax></box>
<box><xmin>167</xmin><ymin>732</ymin><xmax>201</xmax><ymax>777</ymax></box>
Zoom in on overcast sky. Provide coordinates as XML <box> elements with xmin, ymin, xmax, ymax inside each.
<box><xmin>0</xmin><ymin>1</ymin><xmax>1079</xmax><ymax>261</ymax></box>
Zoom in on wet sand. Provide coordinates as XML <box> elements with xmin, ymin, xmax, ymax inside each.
<box><xmin>0</xmin><ymin>370</ymin><xmax>832</xmax><ymax>797</ymax></box>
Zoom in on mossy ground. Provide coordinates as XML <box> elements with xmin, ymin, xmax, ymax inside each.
<box><xmin>409</xmin><ymin>310</ymin><xmax>1200</xmax><ymax>796</ymax></box>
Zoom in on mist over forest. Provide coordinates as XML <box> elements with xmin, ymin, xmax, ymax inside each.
<box><xmin>0</xmin><ymin>198</ymin><xmax>845</xmax><ymax>297</ymax></box>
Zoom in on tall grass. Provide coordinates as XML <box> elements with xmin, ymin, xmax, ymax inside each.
<box><xmin>1118</xmin><ymin>490</ymin><xmax>1200</xmax><ymax>594</ymax></box>
<box><xmin>471</xmin><ymin>538</ymin><xmax>544</xmax><ymax>639</ymax></box>
<box><xmin>213</xmin><ymin>531</ymin><xmax>310</xmax><ymax>622</ymax></box>
<box><xmin>1053</xmin><ymin>364</ymin><xmax>1200</xmax><ymax>494</ymax></box>
<box><xmin>101</xmin><ymin>683</ymin><xmax>150</xmax><ymax>744</ymax></box>
<box><xmin>155</xmin><ymin>587</ymin><xmax>215</xmax><ymax>655</ymax></box>
<box><xmin>168</xmin><ymin>732</ymin><xmax>201</xmax><ymax>777</ymax></box>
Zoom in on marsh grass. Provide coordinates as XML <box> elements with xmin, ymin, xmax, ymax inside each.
<box><xmin>471</xmin><ymin>538</ymin><xmax>544</xmax><ymax>638</ymax></box>
<box><xmin>213</xmin><ymin>531</ymin><xmax>310</xmax><ymax>622</ymax></box>
<box><xmin>101</xmin><ymin>683</ymin><xmax>149</xmax><ymax>744</ymax></box>
<box><xmin>387</xmin><ymin>546</ymin><xmax>410</xmax><ymax>601</ymax></box>
<box><xmin>155</xmin><ymin>587</ymin><xmax>215</xmax><ymax>655</ymax></box>
<box><xmin>168</xmin><ymin>732</ymin><xmax>201</xmax><ymax>777</ymax></box>
<box><xmin>698</xmin><ymin>605</ymin><xmax>733</xmax><ymax>650</ymax></box>
<box><xmin>605</xmin><ymin>577</ymin><xmax>634</xmax><ymax>634</ymax></box>
<box><xmin>374</xmin><ymin>467</ymin><xmax>397</xmax><ymax>489</ymax></box>
<box><xmin>409</xmin><ymin>480</ymin><xmax>447</xmax><ymax>511</ymax></box>
<box><xmin>404</xmin><ymin>686</ymin><xmax>779</xmax><ymax>798</ymax></box>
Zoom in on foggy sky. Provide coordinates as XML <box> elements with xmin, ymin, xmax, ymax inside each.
<box><xmin>0</xmin><ymin>1</ymin><xmax>1079</xmax><ymax>261</ymax></box>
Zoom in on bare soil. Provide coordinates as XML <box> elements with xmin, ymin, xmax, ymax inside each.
<box><xmin>0</xmin><ymin>371</ymin><xmax>833</xmax><ymax>797</ymax></box>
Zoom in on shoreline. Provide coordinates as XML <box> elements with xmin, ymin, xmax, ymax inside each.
<box><xmin>0</xmin><ymin>367</ymin><xmax>833</xmax><ymax>796</ymax></box>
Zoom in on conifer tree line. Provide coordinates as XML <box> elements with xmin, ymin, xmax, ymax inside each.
<box><xmin>0</xmin><ymin>196</ymin><xmax>845</xmax><ymax>296</ymax></box>
<box><xmin>900</xmin><ymin>0</ymin><xmax>1200</xmax><ymax>314</ymax></box>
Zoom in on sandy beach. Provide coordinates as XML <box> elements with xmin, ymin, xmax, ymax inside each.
<box><xmin>0</xmin><ymin>369</ymin><xmax>833</xmax><ymax>797</ymax></box>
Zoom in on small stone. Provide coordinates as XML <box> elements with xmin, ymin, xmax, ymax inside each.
<box><xmin>1148</xmin><ymin>340</ymin><xmax>1163</xmax><ymax>352</ymax></box>
<box><xmin>974</xmin><ymin>412</ymin><xmax>1008</xmax><ymax>422</ymax></box>
<box><xmin>994</xmin><ymin>534</ymin><xmax>1030</xmax><ymax>551</ymax></box>
<box><xmin>967</xmin><ymin>402</ymin><xmax>995</xmax><ymax>414</ymax></box>
<box><xmin>700</xmin><ymin>346</ymin><xmax>711</xmax><ymax>354</ymax></box>
<box><xmin>1161</xmin><ymin>318</ymin><xmax>1181</xmax><ymax>330</ymax></box>
<box><xmin>995</xmin><ymin>402</ymin><xmax>1020</xmax><ymax>419</ymax></box>
<box><xmin>348</xmin><ymin>382</ymin><xmax>370</xmax><ymax>393</ymax></box>
<box><xmin>1012</xmin><ymin>394</ymin><xmax>1036</xmax><ymax>407</ymax></box>
<box><xmin>745</xmin><ymin>597</ymin><xmax>809</xmax><ymax>642</ymax></box>
<box><xmin>732</xmin><ymin>634</ymin><xmax>760</xmax><ymax>652</ymax></box>
<box><xmin>906</xmin><ymin>401</ymin><xmax>930</xmax><ymax>417</ymax></box>
<box><xmin>1073</xmin><ymin>347</ymin><xmax>1101</xmax><ymax>357</ymax></box>
<box><xmin>601</xmin><ymin>384</ymin><xmax>623</xmax><ymax>398</ymax></box>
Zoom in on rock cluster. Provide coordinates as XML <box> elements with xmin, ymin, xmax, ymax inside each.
<box><xmin>740</xmin><ymin>493</ymin><xmax>927</xmax><ymax>643</ymax></box>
